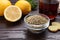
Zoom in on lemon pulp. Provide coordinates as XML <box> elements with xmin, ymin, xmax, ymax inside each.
<box><xmin>4</xmin><ymin>5</ymin><xmax>22</xmax><ymax>22</ymax></box>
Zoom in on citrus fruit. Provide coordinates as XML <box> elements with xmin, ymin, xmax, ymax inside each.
<box><xmin>4</xmin><ymin>5</ymin><xmax>22</xmax><ymax>22</ymax></box>
<box><xmin>18</xmin><ymin>0</ymin><xmax>26</xmax><ymax>1</ymax></box>
<box><xmin>19</xmin><ymin>0</ymin><xmax>25</xmax><ymax>1</ymax></box>
<box><xmin>0</xmin><ymin>0</ymin><xmax>11</xmax><ymax>16</ymax></box>
<box><xmin>15</xmin><ymin>0</ymin><xmax>31</xmax><ymax>15</ymax></box>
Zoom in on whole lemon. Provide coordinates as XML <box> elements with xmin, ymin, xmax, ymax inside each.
<box><xmin>20</xmin><ymin>0</ymin><xmax>25</xmax><ymax>1</ymax></box>
<box><xmin>19</xmin><ymin>0</ymin><xmax>26</xmax><ymax>1</ymax></box>
<box><xmin>0</xmin><ymin>0</ymin><xmax>11</xmax><ymax>16</ymax></box>
<box><xmin>15</xmin><ymin>0</ymin><xmax>31</xmax><ymax>15</ymax></box>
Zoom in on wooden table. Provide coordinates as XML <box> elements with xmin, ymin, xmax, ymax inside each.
<box><xmin>0</xmin><ymin>0</ymin><xmax>60</xmax><ymax>40</ymax></box>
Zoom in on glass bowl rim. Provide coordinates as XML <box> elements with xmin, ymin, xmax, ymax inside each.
<box><xmin>24</xmin><ymin>14</ymin><xmax>50</xmax><ymax>26</ymax></box>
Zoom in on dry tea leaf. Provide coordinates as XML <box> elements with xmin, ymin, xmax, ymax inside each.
<box><xmin>26</xmin><ymin>15</ymin><xmax>48</xmax><ymax>25</ymax></box>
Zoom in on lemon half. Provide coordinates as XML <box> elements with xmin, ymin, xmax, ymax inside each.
<box><xmin>4</xmin><ymin>5</ymin><xmax>22</xmax><ymax>22</ymax></box>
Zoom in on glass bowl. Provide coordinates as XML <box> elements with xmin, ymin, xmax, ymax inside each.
<box><xmin>24</xmin><ymin>14</ymin><xmax>50</xmax><ymax>33</ymax></box>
